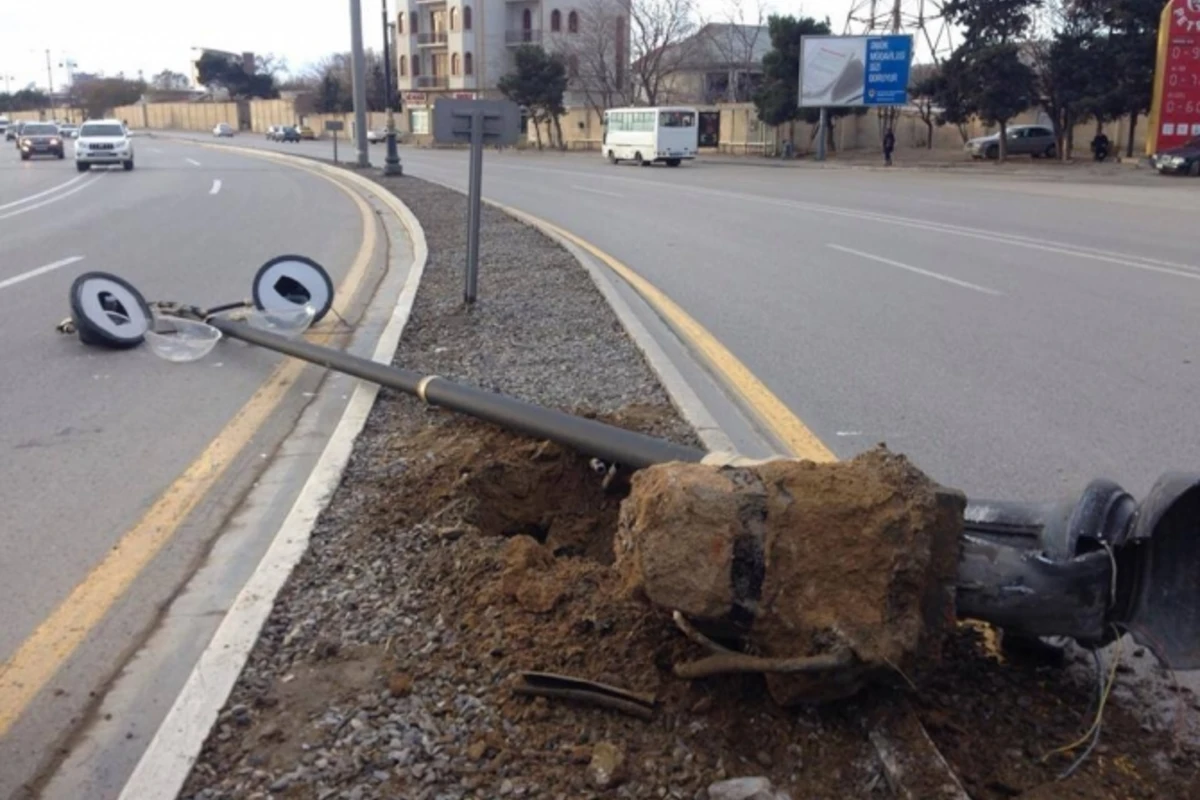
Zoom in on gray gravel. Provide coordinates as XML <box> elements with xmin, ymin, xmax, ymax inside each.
<box><xmin>179</xmin><ymin>176</ymin><xmax>713</xmax><ymax>800</ymax></box>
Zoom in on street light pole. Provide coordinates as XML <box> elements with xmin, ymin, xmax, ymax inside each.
<box><xmin>349</xmin><ymin>0</ymin><xmax>372</xmax><ymax>168</ymax></box>
<box><xmin>381</xmin><ymin>0</ymin><xmax>403</xmax><ymax>175</ymax></box>
<box><xmin>45</xmin><ymin>49</ymin><xmax>54</xmax><ymax>118</ymax></box>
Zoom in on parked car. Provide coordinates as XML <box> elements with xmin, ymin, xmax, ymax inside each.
<box><xmin>16</xmin><ymin>122</ymin><xmax>64</xmax><ymax>160</ymax></box>
<box><xmin>59</xmin><ymin>124</ymin><xmax>79</xmax><ymax>139</ymax></box>
<box><xmin>8</xmin><ymin>120</ymin><xmax>28</xmax><ymax>143</ymax></box>
<box><xmin>75</xmin><ymin>119</ymin><xmax>135</xmax><ymax>171</ymax></box>
<box><xmin>1151</xmin><ymin>137</ymin><xmax>1200</xmax><ymax>176</ymax></box>
<box><xmin>213</xmin><ymin>122</ymin><xmax>235</xmax><ymax>137</ymax></box>
<box><xmin>367</xmin><ymin>128</ymin><xmax>388</xmax><ymax>143</ymax></box>
<box><xmin>277</xmin><ymin>125</ymin><xmax>302</xmax><ymax>143</ymax></box>
<box><xmin>266</xmin><ymin>125</ymin><xmax>280</xmax><ymax>140</ymax></box>
<box><xmin>0</xmin><ymin>116</ymin><xmax>9</xmax><ymax>137</ymax></box>
<box><xmin>297</xmin><ymin>125</ymin><xmax>316</xmax><ymax>140</ymax></box>
<box><xmin>965</xmin><ymin>125</ymin><xmax>1057</xmax><ymax>160</ymax></box>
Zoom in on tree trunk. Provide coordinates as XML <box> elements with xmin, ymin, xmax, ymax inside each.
<box><xmin>553</xmin><ymin>114</ymin><xmax>565</xmax><ymax>150</ymax></box>
<box><xmin>1065</xmin><ymin>121</ymin><xmax>1075</xmax><ymax>162</ymax></box>
<box><xmin>998</xmin><ymin>120</ymin><xmax>1007</xmax><ymax>163</ymax></box>
<box><xmin>925</xmin><ymin>115</ymin><xmax>933</xmax><ymax>149</ymax></box>
<box><xmin>533</xmin><ymin>116</ymin><xmax>544</xmax><ymax>150</ymax></box>
<box><xmin>1126</xmin><ymin>112</ymin><xmax>1137</xmax><ymax>158</ymax></box>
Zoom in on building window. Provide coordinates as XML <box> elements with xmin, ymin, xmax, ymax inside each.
<box><xmin>463</xmin><ymin>5</ymin><xmax>472</xmax><ymax>30</ymax></box>
<box><xmin>411</xmin><ymin>54</ymin><xmax>420</xmax><ymax>76</ymax></box>
<box><xmin>551</xmin><ymin>9</ymin><xmax>561</xmax><ymax>32</ymax></box>
<box><xmin>452</xmin><ymin>53</ymin><xmax>461</xmax><ymax>76</ymax></box>
<box><xmin>450</xmin><ymin>7</ymin><xmax>458</xmax><ymax>30</ymax></box>
<box><xmin>465</xmin><ymin>52</ymin><xmax>474</xmax><ymax>75</ymax></box>
<box><xmin>522</xmin><ymin>8</ymin><xmax>532</xmax><ymax>30</ymax></box>
<box><xmin>397</xmin><ymin>12</ymin><xmax>404</xmax><ymax>34</ymax></box>
<box><xmin>412</xmin><ymin>13</ymin><xmax>418</xmax><ymax>33</ymax></box>
<box><xmin>568</xmin><ymin>10</ymin><xmax>578</xmax><ymax>33</ymax></box>
<box><xmin>399</xmin><ymin>56</ymin><xmax>407</xmax><ymax>76</ymax></box>
<box><xmin>568</xmin><ymin>54</ymin><xmax>579</xmax><ymax>77</ymax></box>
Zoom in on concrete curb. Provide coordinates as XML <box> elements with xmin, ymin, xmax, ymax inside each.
<box><xmin>115</xmin><ymin>151</ymin><xmax>429</xmax><ymax>800</ymax></box>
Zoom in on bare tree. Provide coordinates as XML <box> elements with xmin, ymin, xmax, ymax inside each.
<box><xmin>698</xmin><ymin>0</ymin><xmax>767</xmax><ymax>102</ymax></box>
<box><xmin>629</xmin><ymin>0</ymin><xmax>696</xmax><ymax>106</ymax></box>
<box><xmin>552</xmin><ymin>0</ymin><xmax>633</xmax><ymax>117</ymax></box>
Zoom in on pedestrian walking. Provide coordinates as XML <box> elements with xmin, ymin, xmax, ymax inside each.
<box><xmin>883</xmin><ymin>127</ymin><xmax>896</xmax><ymax>167</ymax></box>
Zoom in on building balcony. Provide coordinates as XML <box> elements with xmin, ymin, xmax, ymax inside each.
<box><xmin>506</xmin><ymin>29</ymin><xmax>542</xmax><ymax>45</ymax></box>
<box><xmin>416</xmin><ymin>31</ymin><xmax>449</xmax><ymax>46</ymax></box>
<box><xmin>415</xmin><ymin>76</ymin><xmax>450</xmax><ymax>89</ymax></box>
<box><xmin>415</xmin><ymin>0</ymin><xmax>445</xmax><ymax>5</ymax></box>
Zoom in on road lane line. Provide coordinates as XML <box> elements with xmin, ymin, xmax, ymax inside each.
<box><xmin>828</xmin><ymin>244</ymin><xmax>1004</xmax><ymax>296</ymax></box>
<box><xmin>185</xmin><ymin>158</ymin><xmax>201</xmax><ymax>166</ymax></box>
<box><xmin>0</xmin><ymin>176</ymin><xmax>103</xmax><ymax>222</ymax></box>
<box><xmin>210</xmin><ymin>179</ymin><xmax>222</xmax><ymax>195</ymax></box>
<box><xmin>0</xmin><ymin>256</ymin><xmax>85</xmax><ymax>292</ymax></box>
<box><xmin>0</xmin><ymin>173</ymin><xmax>90</xmax><ymax>212</ymax></box>
<box><xmin>570</xmin><ymin>185</ymin><xmax>623</xmax><ymax>198</ymax></box>
<box><xmin>0</xmin><ymin>155</ymin><xmax>381</xmax><ymax>738</ymax></box>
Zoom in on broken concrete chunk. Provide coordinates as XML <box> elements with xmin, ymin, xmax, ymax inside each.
<box><xmin>587</xmin><ymin>741</ymin><xmax>628</xmax><ymax>789</ymax></box>
<box><xmin>616</xmin><ymin>448</ymin><xmax>965</xmax><ymax>704</ymax></box>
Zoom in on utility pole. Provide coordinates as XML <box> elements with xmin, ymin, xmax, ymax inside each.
<box><xmin>349</xmin><ymin>0</ymin><xmax>371</xmax><ymax>167</ymax></box>
<box><xmin>45</xmin><ymin>49</ymin><xmax>54</xmax><ymax>117</ymax></box>
<box><xmin>381</xmin><ymin>0</ymin><xmax>403</xmax><ymax>175</ymax></box>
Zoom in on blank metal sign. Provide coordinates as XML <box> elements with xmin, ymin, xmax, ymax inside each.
<box><xmin>432</xmin><ymin>99</ymin><xmax>521</xmax><ymax>145</ymax></box>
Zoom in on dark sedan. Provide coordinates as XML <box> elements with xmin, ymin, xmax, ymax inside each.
<box><xmin>17</xmin><ymin>123</ymin><xmax>65</xmax><ymax>160</ymax></box>
<box><xmin>276</xmin><ymin>125</ymin><xmax>301</xmax><ymax>143</ymax></box>
<box><xmin>1152</xmin><ymin>137</ymin><xmax>1200</xmax><ymax>176</ymax></box>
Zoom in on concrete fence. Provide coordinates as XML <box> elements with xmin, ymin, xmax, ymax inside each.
<box><xmin>105</xmin><ymin>95</ymin><xmax>1152</xmax><ymax>159</ymax></box>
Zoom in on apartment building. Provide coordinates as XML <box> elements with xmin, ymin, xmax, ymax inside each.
<box><xmin>394</xmin><ymin>0</ymin><xmax>630</xmax><ymax>131</ymax></box>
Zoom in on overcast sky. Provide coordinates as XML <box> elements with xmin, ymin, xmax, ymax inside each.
<box><xmin>2</xmin><ymin>1</ymin><xmax>852</xmax><ymax>92</ymax></box>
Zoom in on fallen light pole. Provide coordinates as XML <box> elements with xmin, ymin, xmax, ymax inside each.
<box><xmin>59</xmin><ymin>259</ymin><xmax>1200</xmax><ymax>690</ymax></box>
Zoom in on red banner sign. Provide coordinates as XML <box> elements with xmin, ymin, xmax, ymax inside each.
<box><xmin>1150</xmin><ymin>0</ymin><xmax>1200</xmax><ymax>151</ymax></box>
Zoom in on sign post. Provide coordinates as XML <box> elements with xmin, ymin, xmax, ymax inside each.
<box><xmin>799</xmin><ymin>34</ymin><xmax>913</xmax><ymax>161</ymax></box>
<box><xmin>432</xmin><ymin>99</ymin><xmax>521</xmax><ymax>304</ymax></box>
<box><xmin>325</xmin><ymin>119</ymin><xmax>345</xmax><ymax>164</ymax></box>
<box><xmin>1147</xmin><ymin>0</ymin><xmax>1200</xmax><ymax>156</ymax></box>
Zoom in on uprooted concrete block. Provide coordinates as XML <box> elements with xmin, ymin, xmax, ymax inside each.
<box><xmin>615</xmin><ymin>447</ymin><xmax>964</xmax><ymax>704</ymax></box>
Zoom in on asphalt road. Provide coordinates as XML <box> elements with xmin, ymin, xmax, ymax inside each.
<box><xmin>191</xmin><ymin>132</ymin><xmax>1200</xmax><ymax>504</ymax></box>
<box><xmin>0</xmin><ymin>136</ymin><xmax>369</xmax><ymax>794</ymax></box>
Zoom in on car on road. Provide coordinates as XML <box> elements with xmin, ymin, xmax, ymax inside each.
<box><xmin>965</xmin><ymin>125</ymin><xmax>1057</xmax><ymax>160</ymax></box>
<box><xmin>297</xmin><ymin>124</ymin><xmax>316</xmax><ymax>140</ymax></box>
<box><xmin>276</xmin><ymin>125</ymin><xmax>302</xmax><ymax>143</ymax></box>
<box><xmin>266</xmin><ymin>125</ymin><xmax>282</xmax><ymax>140</ymax></box>
<box><xmin>58</xmin><ymin>124</ymin><xmax>79</xmax><ymax>139</ymax></box>
<box><xmin>1151</xmin><ymin>137</ymin><xmax>1200</xmax><ymax>176</ymax></box>
<box><xmin>16</xmin><ymin>122</ymin><xmax>65</xmax><ymax>160</ymax></box>
<box><xmin>75</xmin><ymin>119</ymin><xmax>135</xmax><ymax>171</ymax></box>
<box><xmin>367</xmin><ymin>128</ymin><xmax>389</xmax><ymax>143</ymax></box>
<box><xmin>9</xmin><ymin>120</ymin><xmax>29</xmax><ymax>143</ymax></box>
<box><xmin>0</xmin><ymin>116</ymin><xmax>9</xmax><ymax>136</ymax></box>
<box><xmin>213</xmin><ymin>122</ymin><xmax>235</xmax><ymax>137</ymax></box>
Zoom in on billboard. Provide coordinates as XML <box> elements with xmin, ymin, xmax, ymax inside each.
<box><xmin>1147</xmin><ymin>0</ymin><xmax>1200</xmax><ymax>153</ymax></box>
<box><xmin>799</xmin><ymin>35</ymin><xmax>914</xmax><ymax>108</ymax></box>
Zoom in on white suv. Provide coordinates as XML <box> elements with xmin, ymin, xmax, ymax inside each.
<box><xmin>75</xmin><ymin>119</ymin><xmax>134</xmax><ymax>172</ymax></box>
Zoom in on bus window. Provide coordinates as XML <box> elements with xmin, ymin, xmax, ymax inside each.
<box><xmin>660</xmin><ymin>111</ymin><xmax>695</xmax><ymax>128</ymax></box>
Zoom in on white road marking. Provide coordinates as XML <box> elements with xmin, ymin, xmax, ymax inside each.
<box><xmin>836</xmin><ymin>431</ymin><xmax>863</xmax><ymax>437</ymax></box>
<box><xmin>0</xmin><ymin>176</ymin><xmax>103</xmax><ymax>222</ymax></box>
<box><xmin>209</xmin><ymin>179</ymin><xmax>222</xmax><ymax>195</ymax></box>
<box><xmin>0</xmin><ymin>256</ymin><xmax>85</xmax><ymax>292</ymax></box>
<box><xmin>570</xmin><ymin>185</ymin><xmax>623</xmax><ymax>198</ymax></box>
<box><xmin>149</xmin><ymin>148</ymin><xmax>163</xmax><ymax>154</ymax></box>
<box><xmin>0</xmin><ymin>173</ymin><xmax>91</xmax><ymax>212</ymax></box>
<box><xmin>185</xmin><ymin>158</ymin><xmax>201</xmax><ymax>166</ymax></box>
<box><xmin>828</xmin><ymin>244</ymin><xmax>1004</xmax><ymax>296</ymax></box>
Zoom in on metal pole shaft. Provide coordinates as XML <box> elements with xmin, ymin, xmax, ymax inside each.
<box><xmin>464</xmin><ymin>110</ymin><xmax>484</xmax><ymax>304</ymax></box>
<box><xmin>816</xmin><ymin>108</ymin><xmax>828</xmax><ymax>162</ymax></box>
<box><xmin>382</xmin><ymin>0</ymin><xmax>403</xmax><ymax>175</ymax></box>
<box><xmin>207</xmin><ymin>317</ymin><xmax>702</xmax><ymax>468</ymax></box>
<box><xmin>349</xmin><ymin>0</ymin><xmax>371</xmax><ymax>167</ymax></box>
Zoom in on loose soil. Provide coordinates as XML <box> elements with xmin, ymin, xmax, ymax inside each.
<box><xmin>185</xmin><ymin>405</ymin><xmax>1200</xmax><ymax>799</ymax></box>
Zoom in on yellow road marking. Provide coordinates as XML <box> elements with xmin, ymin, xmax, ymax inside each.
<box><xmin>500</xmin><ymin>206</ymin><xmax>836</xmax><ymax>463</ymax></box>
<box><xmin>0</xmin><ymin>159</ymin><xmax>379</xmax><ymax>737</ymax></box>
